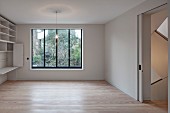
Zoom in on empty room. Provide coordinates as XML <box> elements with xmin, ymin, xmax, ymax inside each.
<box><xmin>0</xmin><ymin>0</ymin><xmax>169</xmax><ymax>113</ymax></box>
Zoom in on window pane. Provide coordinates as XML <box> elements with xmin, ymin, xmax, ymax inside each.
<box><xmin>32</xmin><ymin>29</ymin><xmax>82</xmax><ymax>69</ymax></box>
<box><xmin>32</xmin><ymin>29</ymin><xmax>44</xmax><ymax>67</ymax></box>
<box><xmin>57</xmin><ymin>30</ymin><xmax>69</xmax><ymax>67</ymax></box>
<box><xmin>45</xmin><ymin>30</ymin><xmax>56</xmax><ymax>67</ymax></box>
<box><xmin>70</xmin><ymin>29</ymin><xmax>82</xmax><ymax>67</ymax></box>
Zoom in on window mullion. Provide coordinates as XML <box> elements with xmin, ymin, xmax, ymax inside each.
<box><xmin>81</xmin><ymin>29</ymin><xmax>82</xmax><ymax>68</ymax></box>
<box><xmin>31</xmin><ymin>29</ymin><xmax>33</xmax><ymax>68</ymax></box>
<box><xmin>44</xmin><ymin>29</ymin><xmax>45</xmax><ymax>67</ymax></box>
<box><xmin>56</xmin><ymin>29</ymin><xmax>58</xmax><ymax>67</ymax></box>
<box><xmin>68</xmin><ymin>29</ymin><xmax>70</xmax><ymax>67</ymax></box>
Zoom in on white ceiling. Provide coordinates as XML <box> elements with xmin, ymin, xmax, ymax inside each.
<box><xmin>0</xmin><ymin>0</ymin><xmax>146</xmax><ymax>24</ymax></box>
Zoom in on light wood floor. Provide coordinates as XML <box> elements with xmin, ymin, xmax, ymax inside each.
<box><xmin>0</xmin><ymin>81</ymin><xmax>167</xmax><ymax>113</ymax></box>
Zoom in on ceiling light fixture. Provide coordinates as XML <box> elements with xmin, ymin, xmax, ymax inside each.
<box><xmin>55</xmin><ymin>11</ymin><xmax>59</xmax><ymax>45</ymax></box>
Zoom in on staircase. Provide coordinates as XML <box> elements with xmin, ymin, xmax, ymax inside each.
<box><xmin>151</xmin><ymin>17</ymin><xmax>168</xmax><ymax>100</ymax></box>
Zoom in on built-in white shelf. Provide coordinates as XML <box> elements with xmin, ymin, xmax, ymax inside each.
<box><xmin>9</xmin><ymin>28</ymin><xmax>15</xmax><ymax>32</ymax></box>
<box><xmin>0</xmin><ymin>24</ymin><xmax>8</xmax><ymax>29</ymax></box>
<box><xmin>0</xmin><ymin>67</ymin><xmax>18</xmax><ymax>75</ymax></box>
<box><xmin>0</xmin><ymin>59</ymin><xmax>6</xmax><ymax>62</ymax></box>
<box><xmin>0</xmin><ymin>17</ymin><xmax>15</xmax><ymax>26</ymax></box>
<box><xmin>0</xmin><ymin>39</ymin><xmax>15</xmax><ymax>43</ymax></box>
<box><xmin>0</xmin><ymin>32</ymin><xmax>15</xmax><ymax>38</ymax></box>
<box><xmin>8</xmin><ymin>34</ymin><xmax>15</xmax><ymax>38</ymax></box>
<box><xmin>0</xmin><ymin>17</ymin><xmax>7</xmax><ymax>21</ymax></box>
<box><xmin>0</xmin><ymin>24</ymin><xmax>15</xmax><ymax>32</ymax></box>
<box><xmin>0</xmin><ymin>31</ymin><xmax>8</xmax><ymax>36</ymax></box>
<box><xmin>7</xmin><ymin>51</ymin><xmax>13</xmax><ymax>52</ymax></box>
<box><xmin>0</xmin><ymin>15</ymin><xmax>20</xmax><ymax>84</ymax></box>
<box><xmin>8</xmin><ymin>22</ymin><xmax>15</xmax><ymax>27</ymax></box>
<box><xmin>0</xmin><ymin>51</ymin><xmax>13</xmax><ymax>53</ymax></box>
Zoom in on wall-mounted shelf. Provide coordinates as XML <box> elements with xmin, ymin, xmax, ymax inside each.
<box><xmin>0</xmin><ymin>51</ymin><xmax>13</xmax><ymax>53</ymax></box>
<box><xmin>0</xmin><ymin>24</ymin><xmax>15</xmax><ymax>32</ymax></box>
<box><xmin>0</xmin><ymin>31</ymin><xmax>15</xmax><ymax>38</ymax></box>
<box><xmin>0</xmin><ymin>67</ymin><xmax>18</xmax><ymax>75</ymax></box>
<box><xmin>0</xmin><ymin>39</ymin><xmax>15</xmax><ymax>43</ymax></box>
<box><xmin>0</xmin><ymin>16</ymin><xmax>16</xmax><ymax>44</ymax></box>
<box><xmin>0</xmin><ymin>24</ymin><xmax>8</xmax><ymax>29</ymax></box>
<box><xmin>9</xmin><ymin>28</ymin><xmax>15</xmax><ymax>32</ymax></box>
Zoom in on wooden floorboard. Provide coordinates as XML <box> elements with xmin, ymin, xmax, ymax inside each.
<box><xmin>0</xmin><ymin>81</ymin><xmax>167</xmax><ymax>113</ymax></box>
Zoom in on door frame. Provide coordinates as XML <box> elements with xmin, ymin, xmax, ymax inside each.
<box><xmin>137</xmin><ymin>3</ymin><xmax>168</xmax><ymax>102</ymax></box>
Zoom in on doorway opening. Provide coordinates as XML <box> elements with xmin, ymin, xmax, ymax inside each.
<box><xmin>137</xmin><ymin>4</ymin><xmax>168</xmax><ymax>103</ymax></box>
<box><xmin>151</xmin><ymin>13</ymin><xmax>168</xmax><ymax>101</ymax></box>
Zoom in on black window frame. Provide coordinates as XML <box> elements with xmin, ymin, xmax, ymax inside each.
<box><xmin>31</xmin><ymin>29</ymin><xmax>83</xmax><ymax>69</ymax></box>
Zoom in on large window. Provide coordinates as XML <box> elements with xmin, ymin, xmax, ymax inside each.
<box><xmin>31</xmin><ymin>29</ymin><xmax>82</xmax><ymax>69</ymax></box>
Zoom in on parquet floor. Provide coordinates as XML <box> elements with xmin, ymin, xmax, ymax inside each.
<box><xmin>0</xmin><ymin>81</ymin><xmax>167</xmax><ymax>113</ymax></box>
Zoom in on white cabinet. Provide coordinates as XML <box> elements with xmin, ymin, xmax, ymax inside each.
<box><xmin>13</xmin><ymin>44</ymin><xmax>23</xmax><ymax>67</ymax></box>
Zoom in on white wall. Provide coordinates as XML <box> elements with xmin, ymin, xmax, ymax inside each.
<box><xmin>151</xmin><ymin>32</ymin><xmax>168</xmax><ymax>100</ymax></box>
<box><xmin>105</xmin><ymin>0</ymin><xmax>167</xmax><ymax>100</ymax></box>
<box><xmin>8</xmin><ymin>24</ymin><xmax>105</xmax><ymax>80</ymax></box>
<box><xmin>151</xmin><ymin>32</ymin><xmax>168</xmax><ymax>79</ymax></box>
<box><xmin>168</xmin><ymin>1</ymin><xmax>170</xmax><ymax>113</ymax></box>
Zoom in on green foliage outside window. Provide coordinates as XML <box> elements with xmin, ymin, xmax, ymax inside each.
<box><xmin>32</xmin><ymin>29</ymin><xmax>82</xmax><ymax>68</ymax></box>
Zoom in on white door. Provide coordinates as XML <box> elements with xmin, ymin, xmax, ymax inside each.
<box><xmin>138</xmin><ymin>14</ymin><xmax>143</xmax><ymax>102</ymax></box>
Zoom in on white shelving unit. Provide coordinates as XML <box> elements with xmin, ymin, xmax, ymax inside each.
<box><xmin>0</xmin><ymin>15</ymin><xmax>18</xmax><ymax>75</ymax></box>
<box><xmin>0</xmin><ymin>67</ymin><xmax>18</xmax><ymax>75</ymax></box>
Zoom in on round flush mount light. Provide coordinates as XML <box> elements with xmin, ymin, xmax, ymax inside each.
<box><xmin>54</xmin><ymin>10</ymin><xmax>62</xmax><ymax>14</ymax></box>
<box><xmin>38</xmin><ymin>4</ymin><xmax>74</xmax><ymax>17</ymax></box>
